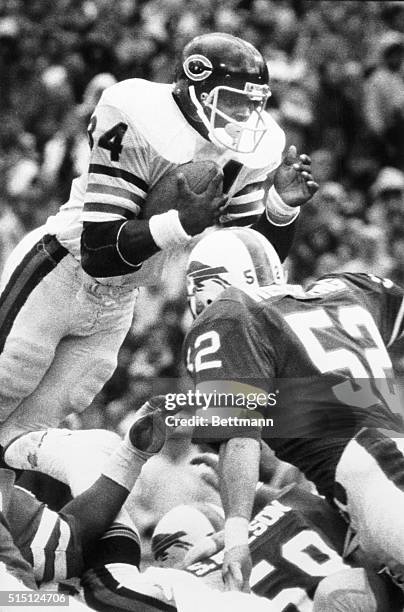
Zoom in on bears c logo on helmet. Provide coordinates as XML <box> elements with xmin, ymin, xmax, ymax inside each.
<box><xmin>183</xmin><ymin>54</ymin><xmax>213</xmax><ymax>82</ymax></box>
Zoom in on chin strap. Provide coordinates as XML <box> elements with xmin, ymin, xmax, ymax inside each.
<box><xmin>172</xmin><ymin>87</ymin><xmax>210</xmax><ymax>141</ymax></box>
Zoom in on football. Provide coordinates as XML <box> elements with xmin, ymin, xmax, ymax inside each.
<box><xmin>142</xmin><ymin>160</ymin><xmax>222</xmax><ymax>219</ymax></box>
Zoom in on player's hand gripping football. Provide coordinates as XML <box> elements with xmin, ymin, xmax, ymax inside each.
<box><xmin>177</xmin><ymin>171</ymin><xmax>227</xmax><ymax>235</ymax></box>
<box><xmin>274</xmin><ymin>145</ymin><xmax>318</xmax><ymax>207</ymax></box>
<box><xmin>222</xmin><ymin>544</ymin><xmax>252</xmax><ymax>592</ymax></box>
<box><xmin>128</xmin><ymin>395</ymin><xmax>173</xmax><ymax>455</ymax></box>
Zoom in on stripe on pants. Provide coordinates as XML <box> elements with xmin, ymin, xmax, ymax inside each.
<box><xmin>0</xmin><ymin>235</ymin><xmax>68</xmax><ymax>353</ymax></box>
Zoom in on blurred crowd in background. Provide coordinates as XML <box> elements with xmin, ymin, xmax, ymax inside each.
<box><xmin>2</xmin><ymin>0</ymin><xmax>404</xmax><ymax>431</ymax></box>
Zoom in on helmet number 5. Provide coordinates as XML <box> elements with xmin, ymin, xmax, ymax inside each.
<box><xmin>244</xmin><ymin>269</ymin><xmax>255</xmax><ymax>284</ymax></box>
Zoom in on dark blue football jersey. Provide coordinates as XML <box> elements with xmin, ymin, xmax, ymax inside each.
<box><xmin>184</xmin><ymin>273</ymin><xmax>404</xmax><ymax>498</ymax></box>
<box><xmin>186</xmin><ymin>486</ymin><xmax>347</xmax><ymax>610</ymax></box>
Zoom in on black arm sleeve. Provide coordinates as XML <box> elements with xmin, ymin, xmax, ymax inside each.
<box><xmin>251</xmin><ymin>214</ymin><xmax>297</xmax><ymax>263</ymax></box>
<box><xmin>81</xmin><ymin>219</ymin><xmax>160</xmax><ymax>277</ymax></box>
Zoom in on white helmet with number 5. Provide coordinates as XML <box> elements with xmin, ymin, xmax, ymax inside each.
<box><xmin>186</xmin><ymin>227</ymin><xmax>285</xmax><ymax>318</ymax></box>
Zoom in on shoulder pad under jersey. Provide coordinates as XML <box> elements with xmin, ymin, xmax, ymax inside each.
<box><xmin>100</xmin><ymin>79</ymin><xmax>202</xmax><ymax>164</ymax></box>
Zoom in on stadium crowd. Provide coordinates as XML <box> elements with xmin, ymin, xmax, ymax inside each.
<box><xmin>1</xmin><ymin>0</ymin><xmax>404</xmax><ymax>429</ymax></box>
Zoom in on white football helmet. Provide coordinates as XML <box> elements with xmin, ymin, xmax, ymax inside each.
<box><xmin>151</xmin><ymin>503</ymin><xmax>223</xmax><ymax>568</ymax></box>
<box><xmin>186</xmin><ymin>227</ymin><xmax>286</xmax><ymax>318</ymax></box>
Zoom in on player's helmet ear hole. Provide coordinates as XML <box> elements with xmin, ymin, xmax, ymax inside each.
<box><xmin>207</xmin><ymin>299</ymin><xmax>212</xmax><ymax>305</ymax></box>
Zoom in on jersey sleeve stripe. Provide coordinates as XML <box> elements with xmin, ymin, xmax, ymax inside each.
<box><xmin>225</xmin><ymin>205</ymin><xmax>264</xmax><ymax>219</ymax></box>
<box><xmin>229</xmin><ymin>189</ymin><xmax>265</xmax><ymax>205</ymax></box>
<box><xmin>89</xmin><ymin>164</ymin><xmax>148</xmax><ymax>194</ymax></box>
<box><xmin>388</xmin><ymin>296</ymin><xmax>404</xmax><ymax>347</ymax></box>
<box><xmin>84</xmin><ymin>193</ymin><xmax>142</xmax><ymax>215</ymax></box>
<box><xmin>86</xmin><ymin>175</ymin><xmax>147</xmax><ymax>203</ymax></box>
<box><xmin>83</xmin><ymin>203</ymin><xmax>136</xmax><ymax>219</ymax></box>
<box><xmin>87</xmin><ymin>184</ymin><xmax>145</xmax><ymax>207</ymax></box>
<box><xmin>233</xmin><ymin>182</ymin><xmax>265</xmax><ymax>197</ymax></box>
<box><xmin>30</xmin><ymin>507</ymin><xmax>58</xmax><ymax>582</ymax></box>
<box><xmin>82</xmin><ymin>212</ymin><xmax>128</xmax><ymax>223</ymax></box>
<box><xmin>226</xmin><ymin>201</ymin><xmax>264</xmax><ymax>216</ymax></box>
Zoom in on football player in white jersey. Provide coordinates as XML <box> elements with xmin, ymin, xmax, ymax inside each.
<box><xmin>0</xmin><ymin>33</ymin><xmax>317</xmax><ymax>471</ymax></box>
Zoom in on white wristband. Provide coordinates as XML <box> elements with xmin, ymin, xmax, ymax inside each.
<box><xmin>149</xmin><ymin>209</ymin><xmax>191</xmax><ymax>249</ymax></box>
<box><xmin>224</xmin><ymin>517</ymin><xmax>249</xmax><ymax>550</ymax></box>
<box><xmin>266</xmin><ymin>185</ymin><xmax>300</xmax><ymax>226</ymax></box>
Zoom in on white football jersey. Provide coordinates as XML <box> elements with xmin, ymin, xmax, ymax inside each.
<box><xmin>45</xmin><ymin>79</ymin><xmax>285</xmax><ymax>286</ymax></box>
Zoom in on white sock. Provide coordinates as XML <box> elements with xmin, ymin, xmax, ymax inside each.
<box><xmin>102</xmin><ymin>432</ymin><xmax>153</xmax><ymax>492</ymax></box>
<box><xmin>5</xmin><ymin>428</ymin><xmax>153</xmax><ymax>497</ymax></box>
<box><xmin>4</xmin><ymin>429</ymin><xmax>121</xmax><ymax>495</ymax></box>
<box><xmin>4</xmin><ymin>429</ymin><xmax>73</xmax><ymax>483</ymax></box>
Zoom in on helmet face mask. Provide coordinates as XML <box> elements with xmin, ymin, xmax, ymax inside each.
<box><xmin>197</xmin><ymin>82</ymin><xmax>270</xmax><ymax>153</ymax></box>
<box><xmin>187</xmin><ymin>274</ymin><xmax>229</xmax><ymax>318</ymax></box>
<box><xmin>174</xmin><ymin>33</ymin><xmax>271</xmax><ymax>154</ymax></box>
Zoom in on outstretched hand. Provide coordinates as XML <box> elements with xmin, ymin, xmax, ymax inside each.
<box><xmin>274</xmin><ymin>145</ymin><xmax>319</xmax><ymax>208</ymax></box>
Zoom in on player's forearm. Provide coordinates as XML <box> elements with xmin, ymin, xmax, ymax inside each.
<box><xmin>219</xmin><ymin>437</ymin><xmax>260</xmax><ymax>524</ymax></box>
<box><xmin>80</xmin><ymin>219</ymin><xmax>159</xmax><ymax>277</ymax></box>
<box><xmin>265</xmin><ymin>176</ymin><xmax>300</xmax><ymax>225</ymax></box>
<box><xmin>81</xmin><ymin>208</ymin><xmax>192</xmax><ymax>276</ymax></box>
<box><xmin>252</xmin><ymin>201</ymin><xmax>297</xmax><ymax>262</ymax></box>
<box><xmin>258</xmin><ymin>440</ymin><xmax>279</xmax><ymax>482</ymax></box>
